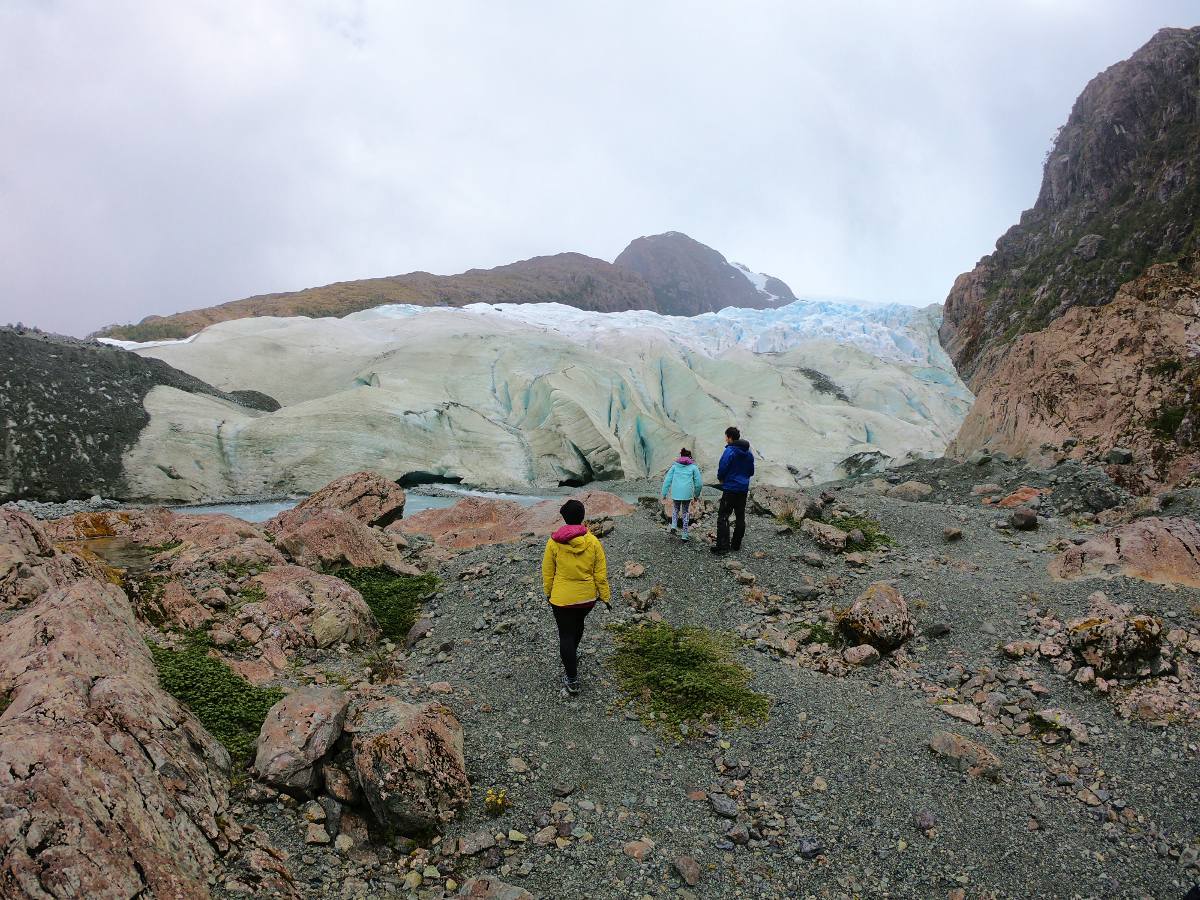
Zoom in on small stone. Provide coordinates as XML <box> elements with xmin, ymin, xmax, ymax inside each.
<box><xmin>811</xmin><ymin>776</ymin><xmax>828</xmax><ymax>792</ymax></box>
<box><xmin>940</xmin><ymin>703</ymin><xmax>981</xmax><ymax>725</ymax></box>
<box><xmin>429</xmin><ymin>681</ymin><xmax>453</xmax><ymax>694</ymax></box>
<box><xmin>709</xmin><ymin>794</ymin><xmax>739</xmax><ymax>819</ymax></box>
<box><xmin>674</xmin><ymin>855</ymin><xmax>701</xmax><ymax>887</ymax></box>
<box><xmin>508</xmin><ymin>757</ymin><xmax>529</xmax><ymax>773</ymax></box>
<box><xmin>913</xmin><ymin>809</ymin><xmax>937</xmax><ymax>832</ymax></box>
<box><xmin>943</xmin><ymin>527</ymin><xmax>963</xmax><ymax>542</ymax></box>
<box><xmin>402</xmin><ymin>871</ymin><xmax>422</xmax><ymax>890</ymax></box>
<box><xmin>508</xmin><ymin>829</ymin><xmax>526</xmax><ymax>843</ymax></box>
<box><xmin>1009</xmin><ymin>507</ymin><xmax>1038</xmax><ymax>531</ymax></box>
<box><xmin>623</xmin><ymin>838</ymin><xmax>654</xmax><ymax>861</ymax></box>
<box><xmin>623</xmin><ymin>562</ymin><xmax>646</xmax><ymax>578</ymax></box>
<box><xmin>797</xmin><ymin>837</ymin><xmax>823</xmax><ymax>859</ymax></box>
<box><xmin>843</xmin><ymin>644</ymin><xmax>880</xmax><ymax>667</ymax></box>
<box><xmin>334</xmin><ymin>834</ymin><xmax>354</xmax><ymax>853</ymax></box>
<box><xmin>305</xmin><ymin>823</ymin><xmax>331</xmax><ymax>845</ymax></box>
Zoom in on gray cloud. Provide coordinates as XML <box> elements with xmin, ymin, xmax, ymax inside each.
<box><xmin>1</xmin><ymin>0</ymin><xmax>1194</xmax><ymax>335</ymax></box>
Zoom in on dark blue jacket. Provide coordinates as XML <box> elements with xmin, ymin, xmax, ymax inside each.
<box><xmin>717</xmin><ymin>440</ymin><xmax>755</xmax><ymax>493</ymax></box>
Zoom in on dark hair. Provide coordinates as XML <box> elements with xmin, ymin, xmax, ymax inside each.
<box><xmin>679</xmin><ymin>447</ymin><xmax>691</xmax><ymax>457</ymax></box>
<box><xmin>560</xmin><ymin>499</ymin><xmax>585</xmax><ymax>525</ymax></box>
<box><xmin>725</xmin><ymin>426</ymin><xmax>740</xmax><ymax>441</ymax></box>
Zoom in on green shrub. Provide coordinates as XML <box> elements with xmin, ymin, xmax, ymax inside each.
<box><xmin>608</xmin><ymin>622</ymin><xmax>769</xmax><ymax>735</ymax></box>
<box><xmin>149</xmin><ymin>631</ymin><xmax>284</xmax><ymax>766</ymax></box>
<box><xmin>336</xmin><ymin>568</ymin><xmax>439</xmax><ymax>640</ymax></box>
<box><xmin>826</xmin><ymin>513</ymin><xmax>896</xmax><ymax>550</ymax></box>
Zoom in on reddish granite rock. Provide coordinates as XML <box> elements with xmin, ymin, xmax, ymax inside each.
<box><xmin>351</xmin><ymin>698</ymin><xmax>470</xmax><ymax>835</ymax></box>
<box><xmin>43</xmin><ymin>507</ymin><xmax>176</xmax><ymax>545</ymax></box>
<box><xmin>240</xmin><ymin>565</ymin><xmax>380</xmax><ymax>652</ymax></box>
<box><xmin>457</xmin><ymin>877</ymin><xmax>535</xmax><ymax>899</ymax></box>
<box><xmin>748</xmin><ymin>484</ymin><xmax>822</xmax><ymax>520</ymax></box>
<box><xmin>254</xmin><ymin>687</ymin><xmax>349</xmax><ymax>794</ymax></box>
<box><xmin>1</xmin><ymin>508</ymin><xmax>98</xmax><ymax>609</ymax></box>
<box><xmin>393</xmin><ymin>491</ymin><xmax>635</xmax><ymax>551</ymax></box>
<box><xmin>838</xmin><ymin>582</ymin><xmax>913</xmax><ymax>652</ymax></box>
<box><xmin>1050</xmin><ymin>516</ymin><xmax>1200</xmax><ymax>588</ymax></box>
<box><xmin>801</xmin><ymin>519</ymin><xmax>848</xmax><ymax>552</ymax></box>
<box><xmin>989</xmin><ymin>486</ymin><xmax>1049</xmax><ymax>509</ymax></box>
<box><xmin>276</xmin><ymin>509</ymin><xmax>417</xmax><ymax>574</ymax></box>
<box><xmin>0</xmin><ymin>579</ymin><xmax>232</xmax><ymax>899</ymax></box>
<box><xmin>928</xmin><ymin>731</ymin><xmax>1002</xmax><ymax>779</ymax></box>
<box><xmin>1066</xmin><ymin>591</ymin><xmax>1164</xmax><ymax>677</ymax></box>
<box><xmin>266</xmin><ymin>471</ymin><xmax>407</xmax><ymax>535</ymax></box>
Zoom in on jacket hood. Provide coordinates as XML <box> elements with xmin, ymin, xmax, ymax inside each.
<box><xmin>674</xmin><ymin>456</ymin><xmax>694</xmax><ymax>465</ymax></box>
<box><xmin>729</xmin><ymin>440</ymin><xmax>751</xmax><ymax>453</ymax></box>
<box><xmin>551</xmin><ymin>524</ymin><xmax>589</xmax><ymax>547</ymax></box>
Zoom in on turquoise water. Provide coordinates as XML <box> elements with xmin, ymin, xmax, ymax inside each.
<box><xmin>172</xmin><ymin>487</ymin><xmax>547</xmax><ymax>523</ymax></box>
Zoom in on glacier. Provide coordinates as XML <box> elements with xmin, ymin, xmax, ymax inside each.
<box><xmin>114</xmin><ymin>299</ymin><xmax>972</xmax><ymax>500</ymax></box>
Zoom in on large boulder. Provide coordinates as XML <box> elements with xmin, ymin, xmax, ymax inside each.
<box><xmin>838</xmin><ymin>582</ymin><xmax>913</xmax><ymax>651</ymax></box>
<box><xmin>1049</xmin><ymin>516</ymin><xmax>1200</xmax><ymax>588</ymax></box>
<box><xmin>885</xmin><ymin>481</ymin><xmax>934</xmax><ymax>502</ymax></box>
<box><xmin>266</xmin><ymin>471</ymin><xmax>407</xmax><ymax>535</ymax></box>
<box><xmin>748</xmin><ymin>484</ymin><xmax>822</xmax><ymax>521</ymax></box>
<box><xmin>240</xmin><ymin>565</ymin><xmax>381</xmax><ymax>651</ymax></box>
<box><xmin>928</xmin><ymin>731</ymin><xmax>1002</xmax><ymax>779</ymax></box>
<box><xmin>801</xmin><ymin>518</ymin><xmax>848</xmax><ymax>552</ymax></box>
<box><xmin>275</xmin><ymin>509</ymin><xmax>417</xmax><ymax>574</ymax></box>
<box><xmin>0</xmin><ymin>579</ymin><xmax>232</xmax><ymax>899</ymax></box>
<box><xmin>351</xmin><ymin>698</ymin><xmax>470</xmax><ymax>835</ymax></box>
<box><xmin>1066</xmin><ymin>591</ymin><xmax>1164</xmax><ymax>678</ymax></box>
<box><xmin>1</xmin><ymin>508</ymin><xmax>97</xmax><ymax>609</ymax></box>
<box><xmin>254</xmin><ymin>687</ymin><xmax>349</xmax><ymax>794</ymax></box>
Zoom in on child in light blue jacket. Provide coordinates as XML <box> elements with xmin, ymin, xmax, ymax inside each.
<box><xmin>661</xmin><ymin>448</ymin><xmax>704</xmax><ymax>541</ymax></box>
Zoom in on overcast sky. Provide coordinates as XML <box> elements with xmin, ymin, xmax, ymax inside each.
<box><xmin>1</xmin><ymin>1</ymin><xmax>1195</xmax><ymax>335</ymax></box>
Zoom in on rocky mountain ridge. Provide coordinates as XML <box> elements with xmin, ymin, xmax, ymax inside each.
<box><xmin>941</xmin><ymin>26</ymin><xmax>1200</xmax><ymax>386</ymax></box>
<box><xmin>98</xmin><ymin>233</ymin><xmax>795</xmax><ymax>342</ymax></box>
<box><xmin>940</xmin><ymin>26</ymin><xmax>1200</xmax><ymax>488</ymax></box>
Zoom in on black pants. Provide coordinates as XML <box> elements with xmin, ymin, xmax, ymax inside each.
<box><xmin>716</xmin><ymin>490</ymin><xmax>748</xmax><ymax>551</ymax></box>
<box><xmin>551</xmin><ymin>602</ymin><xmax>593</xmax><ymax>679</ymax></box>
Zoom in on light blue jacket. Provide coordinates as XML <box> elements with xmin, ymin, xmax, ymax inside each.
<box><xmin>661</xmin><ymin>458</ymin><xmax>703</xmax><ymax>502</ymax></box>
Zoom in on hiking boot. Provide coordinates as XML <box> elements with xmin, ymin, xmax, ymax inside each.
<box><xmin>680</xmin><ymin>531</ymin><xmax>690</xmax><ymax>542</ymax></box>
<box><xmin>565</xmin><ymin>675</ymin><xmax>580</xmax><ymax>696</ymax></box>
<box><xmin>668</xmin><ymin>525</ymin><xmax>677</xmax><ymax>535</ymax></box>
<box><xmin>710</xmin><ymin>546</ymin><xmax>728</xmax><ymax>555</ymax></box>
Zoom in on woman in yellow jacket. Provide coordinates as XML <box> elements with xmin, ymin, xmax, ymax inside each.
<box><xmin>542</xmin><ymin>498</ymin><xmax>611</xmax><ymax>696</ymax></box>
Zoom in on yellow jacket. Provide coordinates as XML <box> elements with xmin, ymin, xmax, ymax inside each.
<box><xmin>542</xmin><ymin>527</ymin><xmax>611</xmax><ymax>606</ymax></box>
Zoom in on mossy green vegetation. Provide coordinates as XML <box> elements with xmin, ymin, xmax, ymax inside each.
<box><xmin>149</xmin><ymin>631</ymin><xmax>284</xmax><ymax>766</ymax></box>
<box><xmin>219</xmin><ymin>558</ymin><xmax>269</xmax><ymax>579</ymax></box>
<box><xmin>1151</xmin><ymin>404</ymin><xmax>1188</xmax><ymax>439</ymax></box>
<box><xmin>335</xmin><ymin>568</ymin><xmax>439</xmax><ymax>641</ymax></box>
<box><xmin>826</xmin><ymin>513</ymin><xmax>896</xmax><ymax>550</ymax></box>
<box><xmin>608</xmin><ymin>621</ymin><xmax>769</xmax><ymax>735</ymax></box>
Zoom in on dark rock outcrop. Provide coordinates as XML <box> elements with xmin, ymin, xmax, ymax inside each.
<box><xmin>0</xmin><ymin>328</ymin><xmax>277</xmax><ymax>502</ymax></box>
<box><xmin>941</xmin><ymin>27</ymin><xmax>1200</xmax><ymax>386</ymax></box>
<box><xmin>614</xmin><ymin>231</ymin><xmax>795</xmax><ymax>315</ymax></box>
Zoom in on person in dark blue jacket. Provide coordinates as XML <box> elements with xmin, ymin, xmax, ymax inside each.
<box><xmin>712</xmin><ymin>426</ymin><xmax>754</xmax><ymax>554</ymax></box>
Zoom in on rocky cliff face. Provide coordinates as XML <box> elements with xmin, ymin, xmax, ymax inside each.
<box><xmin>941</xmin><ymin>27</ymin><xmax>1200</xmax><ymax>386</ymax></box>
<box><xmin>0</xmin><ymin>328</ymin><xmax>278</xmax><ymax>502</ymax></box>
<box><xmin>942</xmin><ymin>27</ymin><xmax>1200</xmax><ymax>487</ymax></box>
<box><xmin>100</xmin><ymin>233</ymin><xmax>795</xmax><ymax>342</ymax></box>
<box><xmin>948</xmin><ymin>254</ymin><xmax>1200</xmax><ymax>492</ymax></box>
<box><xmin>613</xmin><ymin>231</ymin><xmax>795</xmax><ymax>314</ymax></box>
